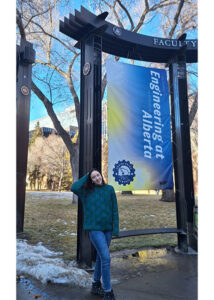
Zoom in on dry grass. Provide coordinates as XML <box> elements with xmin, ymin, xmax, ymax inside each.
<box><xmin>23</xmin><ymin>192</ymin><xmax>177</xmax><ymax>261</ymax></box>
<box><xmin>110</xmin><ymin>194</ymin><xmax>177</xmax><ymax>252</ymax></box>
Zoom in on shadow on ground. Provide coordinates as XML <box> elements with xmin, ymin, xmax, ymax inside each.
<box><xmin>17</xmin><ymin>246</ymin><xmax>197</xmax><ymax>300</ymax></box>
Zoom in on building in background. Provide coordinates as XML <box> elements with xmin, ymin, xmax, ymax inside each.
<box><xmin>28</xmin><ymin>103</ymin><xmax>108</xmax><ymax>190</ymax></box>
<box><xmin>29</xmin><ymin>106</ymin><xmax>77</xmax><ymax>131</ymax></box>
<box><xmin>29</xmin><ymin>103</ymin><xmax>108</xmax><ymax>142</ymax></box>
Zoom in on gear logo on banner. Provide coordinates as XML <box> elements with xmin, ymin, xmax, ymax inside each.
<box><xmin>113</xmin><ymin>160</ymin><xmax>135</xmax><ymax>186</ymax></box>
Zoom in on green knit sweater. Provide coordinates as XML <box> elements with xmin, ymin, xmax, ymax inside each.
<box><xmin>71</xmin><ymin>174</ymin><xmax>119</xmax><ymax>236</ymax></box>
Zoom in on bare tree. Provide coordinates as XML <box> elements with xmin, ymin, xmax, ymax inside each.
<box><xmin>42</xmin><ymin>134</ymin><xmax>72</xmax><ymax>191</ymax></box>
<box><xmin>27</xmin><ymin>136</ymin><xmax>46</xmax><ymax>190</ymax></box>
<box><xmin>27</xmin><ymin>134</ymin><xmax>72</xmax><ymax>191</ymax></box>
<box><xmin>17</xmin><ymin>0</ymin><xmax>197</xmax><ymax>200</ymax></box>
<box><xmin>17</xmin><ymin>0</ymin><xmax>80</xmax><ymax>201</ymax></box>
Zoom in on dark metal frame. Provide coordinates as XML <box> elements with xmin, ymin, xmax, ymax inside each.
<box><xmin>77</xmin><ymin>34</ymin><xmax>103</xmax><ymax>265</ymax></box>
<box><xmin>169</xmin><ymin>49</ymin><xmax>196</xmax><ymax>252</ymax></box>
<box><xmin>60</xmin><ymin>6</ymin><xmax>198</xmax><ymax>266</ymax></box>
<box><xmin>16</xmin><ymin>38</ymin><xmax>35</xmax><ymax>233</ymax></box>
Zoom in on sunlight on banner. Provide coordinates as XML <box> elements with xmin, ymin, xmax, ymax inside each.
<box><xmin>107</xmin><ymin>61</ymin><xmax>173</xmax><ymax>191</ymax></box>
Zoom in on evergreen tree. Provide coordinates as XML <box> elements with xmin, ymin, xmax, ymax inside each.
<box><xmin>29</xmin><ymin>121</ymin><xmax>42</xmax><ymax>147</ymax></box>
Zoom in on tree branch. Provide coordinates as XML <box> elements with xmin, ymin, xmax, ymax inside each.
<box><xmin>16</xmin><ymin>8</ymin><xmax>26</xmax><ymax>39</ymax></box>
<box><xmin>101</xmin><ymin>73</ymin><xmax>107</xmax><ymax>100</ymax></box>
<box><xmin>29</xmin><ymin>19</ymin><xmax>77</xmax><ymax>53</ymax></box>
<box><xmin>47</xmin><ymin>2</ymin><xmax>53</xmax><ymax>63</ymax></box>
<box><xmin>35</xmin><ymin>59</ymin><xmax>67</xmax><ymax>78</ymax></box>
<box><xmin>134</xmin><ymin>0</ymin><xmax>175</xmax><ymax>33</ymax></box>
<box><xmin>23</xmin><ymin>7</ymin><xmax>50</xmax><ymax>30</ymax></box>
<box><xmin>67</xmin><ymin>53</ymin><xmax>81</xmax><ymax>128</ymax></box>
<box><xmin>115</xmin><ymin>0</ymin><xmax>134</xmax><ymax>30</ymax></box>
<box><xmin>113</xmin><ymin>6</ymin><xmax>124</xmax><ymax>28</ymax></box>
<box><xmin>133</xmin><ymin>0</ymin><xmax>149</xmax><ymax>32</ymax></box>
<box><xmin>31</xmin><ymin>81</ymin><xmax>77</xmax><ymax>156</ymax></box>
<box><xmin>168</xmin><ymin>0</ymin><xmax>185</xmax><ymax>38</ymax></box>
<box><xmin>189</xmin><ymin>93</ymin><xmax>198</xmax><ymax>127</ymax></box>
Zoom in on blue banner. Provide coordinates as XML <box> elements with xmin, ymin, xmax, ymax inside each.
<box><xmin>107</xmin><ymin>61</ymin><xmax>173</xmax><ymax>190</ymax></box>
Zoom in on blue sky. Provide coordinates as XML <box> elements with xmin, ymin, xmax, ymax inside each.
<box><xmin>1</xmin><ymin>4</ymin><xmax>213</xmax><ymax>297</ymax></box>
<box><xmin>30</xmin><ymin>0</ymin><xmax>198</xmax><ymax>122</ymax></box>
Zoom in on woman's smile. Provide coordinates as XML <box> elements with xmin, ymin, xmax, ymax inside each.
<box><xmin>90</xmin><ymin>170</ymin><xmax>103</xmax><ymax>185</ymax></box>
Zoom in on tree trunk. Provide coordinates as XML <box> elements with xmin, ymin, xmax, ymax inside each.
<box><xmin>58</xmin><ymin>172</ymin><xmax>63</xmax><ymax>192</ymax></box>
<box><xmin>37</xmin><ymin>179</ymin><xmax>39</xmax><ymax>191</ymax></box>
<box><xmin>31</xmin><ymin>81</ymin><xmax>80</xmax><ymax>201</ymax></box>
<box><xmin>160</xmin><ymin>189</ymin><xmax>175</xmax><ymax>202</ymax></box>
<box><xmin>70</xmin><ymin>143</ymin><xmax>79</xmax><ymax>204</ymax></box>
<box><xmin>58</xmin><ymin>149</ymin><xmax>65</xmax><ymax>192</ymax></box>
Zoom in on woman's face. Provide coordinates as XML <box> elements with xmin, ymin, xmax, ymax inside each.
<box><xmin>90</xmin><ymin>170</ymin><xmax>103</xmax><ymax>186</ymax></box>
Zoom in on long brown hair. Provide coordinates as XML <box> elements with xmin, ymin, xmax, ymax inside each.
<box><xmin>83</xmin><ymin>168</ymin><xmax>105</xmax><ymax>198</ymax></box>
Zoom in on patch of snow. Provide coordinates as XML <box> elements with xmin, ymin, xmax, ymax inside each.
<box><xmin>142</xmin><ymin>214</ymin><xmax>156</xmax><ymax>218</ymax></box>
<box><xmin>57</xmin><ymin>230</ymin><xmax>77</xmax><ymax>236</ymax></box>
<box><xmin>26</xmin><ymin>191</ymin><xmax>73</xmax><ymax>201</ymax></box>
<box><xmin>17</xmin><ymin>239</ymin><xmax>92</xmax><ymax>287</ymax></box>
<box><xmin>58</xmin><ymin>233</ymin><xmax>66</xmax><ymax>237</ymax></box>
<box><xmin>56</xmin><ymin>219</ymin><xmax>68</xmax><ymax>225</ymax></box>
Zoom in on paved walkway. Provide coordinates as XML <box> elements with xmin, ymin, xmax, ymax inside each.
<box><xmin>17</xmin><ymin>246</ymin><xmax>197</xmax><ymax>300</ymax></box>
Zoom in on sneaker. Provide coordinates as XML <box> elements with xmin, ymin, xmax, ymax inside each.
<box><xmin>91</xmin><ymin>280</ymin><xmax>104</xmax><ymax>297</ymax></box>
<box><xmin>103</xmin><ymin>289</ymin><xmax>116</xmax><ymax>300</ymax></box>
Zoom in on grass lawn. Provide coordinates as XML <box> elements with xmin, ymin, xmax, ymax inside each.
<box><xmin>23</xmin><ymin>192</ymin><xmax>177</xmax><ymax>261</ymax></box>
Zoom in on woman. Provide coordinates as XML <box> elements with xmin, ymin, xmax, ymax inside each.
<box><xmin>70</xmin><ymin>168</ymin><xmax>119</xmax><ymax>300</ymax></box>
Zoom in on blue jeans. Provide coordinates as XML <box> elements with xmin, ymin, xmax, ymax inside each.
<box><xmin>89</xmin><ymin>230</ymin><xmax>112</xmax><ymax>292</ymax></box>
